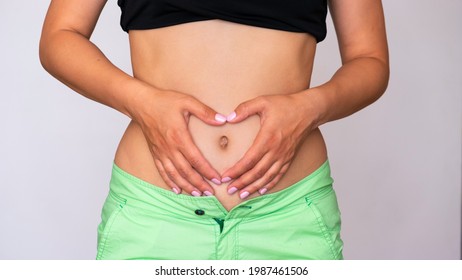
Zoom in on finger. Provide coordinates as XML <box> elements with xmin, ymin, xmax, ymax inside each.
<box><xmin>185</xmin><ymin>97</ymin><xmax>227</xmax><ymax>125</ymax></box>
<box><xmin>179</xmin><ymin>132</ymin><xmax>222</xmax><ymax>183</ymax></box>
<box><xmin>258</xmin><ymin>172</ymin><xmax>284</xmax><ymax>195</ymax></box>
<box><xmin>226</xmin><ymin>154</ymin><xmax>277</xmax><ymax>198</ymax></box>
<box><xmin>226</xmin><ymin>96</ymin><xmax>267</xmax><ymax>123</ymax></box>
<box><xmin>162</xmin><ymin>159</ymin><xmax>204</xmax><ymax>197</ymax></box>
<box><xmin>156</xmin><ymin>154</ymin><xmax>214</xmax><ymax>196</ymax></box>
<box><xmin>221</xmin><ymin>132</ymin><xmax>270</xmax><ymax>182</ymax></box>
<box><xmin>237</xmin><ymin>161</ymin><xmax>283</xmax><ymax>198</ymax></box>
<box><xmin>160</xmin><ymin>121</ymin><xmax>222</xmax><ymax>182</ymax></box>
<box><xmin>154</xmin><ymin>159</ymin><xmax>182</xmax><ymax>195</ymax></box>
<box><xmin>255</xmin><ymin>162</ymin><xmax>290</xmax><ymax>195</ymax></box>
<box><xmin>172</xmin><ymin>152</ymin><xmax>215</xmax><ymax>196</ymax></box>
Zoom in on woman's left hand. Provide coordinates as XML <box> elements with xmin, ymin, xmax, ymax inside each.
<box><xmin>221</xmin><ymin>90</ymin><xmax>323</xmax><ymax>199</ymax></box>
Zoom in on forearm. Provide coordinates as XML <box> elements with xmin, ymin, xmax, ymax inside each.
<box><xmin>39</xmin><ymin>29</ymin><xmax>150</xmax><ymax>119</ymax></box>
<box><xmin>308</xmin><ymin>56</ymin><xmax>389</xmax><ymax>127</ymax></box>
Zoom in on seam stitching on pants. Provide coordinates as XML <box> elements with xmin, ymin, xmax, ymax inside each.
<box><xmin>306</xmin><ymin>198</ymin><xmax>337</xmax><ymax>259</ymax></box>
<box><xmin>235</xmin><ymin>222</ymin><xmax>239</xmax><ymax>260</ymax></box>
<box><xmin>97</xmin><ymin>204</ymin><xmax>124</xmax><ymax>260</ymax></box>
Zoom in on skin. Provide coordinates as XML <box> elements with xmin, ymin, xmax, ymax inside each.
<box><xmin>116</xmin><ymin>22</ymin><xmax>327</xmax><ymax>210</ymax></box>
<box><xmin>40</xmin><ymin>0</ymin><xmax>389</xmax><ymax>211</ymax></box>
<box><xmin>223</xmin><ymin>0</ymin><xmax>390</xmax><ymax>197</ymax></box>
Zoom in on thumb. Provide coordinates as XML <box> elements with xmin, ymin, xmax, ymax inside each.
<box><xmin>226</xmin><ymin>97</ymin><xmax>266</xmax><ymax>123</ymax></box>
<box><xmin>186</xmin><ymin>98</ymin><xmax>227</xmax><ymax>126</ymax></box>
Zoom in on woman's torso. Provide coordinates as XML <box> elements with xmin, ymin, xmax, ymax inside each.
<box><xmin>114</xmin><ymin>20</ymin><xmax>327</xmax><ymax>211</ymax></box>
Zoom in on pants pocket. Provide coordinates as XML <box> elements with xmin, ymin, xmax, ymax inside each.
<box><xmin>96</xmin><ymin>190</ymin><xmax>127</xmax><ymax>260</ymax></box>
<box><xmin>305</xmin><ymin>186</ymin><xmax>344</xmax><ymax>259</ymax></box>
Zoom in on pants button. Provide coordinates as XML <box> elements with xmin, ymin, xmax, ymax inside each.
<box><xmin>195</xmin><ymin>209</ymin><xmax>205</xmax><ymax>216</ymax></box>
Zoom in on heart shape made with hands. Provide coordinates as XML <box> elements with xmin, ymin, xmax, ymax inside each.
<box><xmin>188</xmin><ymin>110</ymin><xmax>262</xmax><ymax>178</ymax></box>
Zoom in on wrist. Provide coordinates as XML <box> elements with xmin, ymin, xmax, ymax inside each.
<box><xmin>297</xmin><ymin>87</ymin><xmax>330</xmax><ymax>129</ymax></box>
<box><xmin>123</xmin><ymin>79</ymin><xmax>160</xmax><ymax>122</ymax></box>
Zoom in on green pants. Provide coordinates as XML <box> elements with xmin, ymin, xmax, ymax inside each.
<box><xmin>96</xmin><ymin>160</ymin><xmax>343</xmax><ymax>260</ymax></box>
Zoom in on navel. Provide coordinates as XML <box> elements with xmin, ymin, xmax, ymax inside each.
<box><xmin>219</xmin><ymin>135</ymin><xmax>229</xmax><ymax>149</ymax></box>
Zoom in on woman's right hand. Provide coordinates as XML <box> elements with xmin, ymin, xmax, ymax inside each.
<box><xmin>130</xmin><ymin>86</ymin><xmax>227</xmax><ymax>196</ymax></box>
<box><xmin>39</xmin><ymin>0</ymin><xmax>226</xmax><ymax>196</ymax></box>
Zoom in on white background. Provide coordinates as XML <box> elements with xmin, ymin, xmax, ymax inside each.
<box><xmin>0</xmin><ymin>0</ymin><xmax>460</xmax><ymax>259</ymax></box>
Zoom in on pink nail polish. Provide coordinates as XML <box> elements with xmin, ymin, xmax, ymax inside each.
<box><xmin>226</xmin><ymin>112</ymin><xmax>237</xmax><ymax>122</ymax></box>
<box><xmin>228</xmin><ymin>187</ymin><xmax>238</xmax><ymax>195</ymax></box>
<box><xmin>191</xmin><ymin>191</ymin><xmax>201</xmax><ymax>197</ymax></box>
<box><xmin>215</xmin><ymin>113</ymin><xmax>227</xmax><ymax>123</ymax></box>
<box><xmin>240</xmin><ymin>191</ymin><xmax>250</xmax><ymax>199</ymax></box>
<box><xmin>204</xmin><ymin>191</ymin><xmax>213</xmax><ymax>196</ymax></box>
<box><xmin>221</xmin><ymin>177</ymin><xmax>232</xmax><ymax>183</ymax></box>
<box><xmin>211</xmin><ymin>178</ymin><xmax>221</xmax><ymax>185</ymax></box>
<box><xmin>172</xmin><ymin>188</ymin><xmax>180</xmax><ymax>195</ymax></box>
<box><xmin>259</xmin><ymin>188</ymin><xmax>268</xmax><ymax>195</ymax></box>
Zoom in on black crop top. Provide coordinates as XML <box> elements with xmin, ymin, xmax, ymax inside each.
<box><xmin>117</xmin><ymin>0</ymin><xmax>328</xmax><ymax>42</ymax></box>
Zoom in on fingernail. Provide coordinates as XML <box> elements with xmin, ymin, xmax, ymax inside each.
<box><xmin>211</xmin><ymin>178</ymin><xmax>222</xmax><ymax>185</ymax></box>
<box><xmin>221</xmin><ymin>177</ymin><xmax>232</xmax><ymax>183</ymax></box>
<box><xmin>204</xmin><ymin>191</ymin><xmax>213</xmax><ymax>196</ymax></box>
<box><xmin>172</xmin><ymin>187</ymin><xmax>180</xmax><ymax>195</ymax></box>
<box><xmin>228</xmin><ymin>187</ymin><xmax>238</xmax><ymax>195</ymax></box>
<box><xmin>191</xmin><ymin>191</ymin><xmax>201</xmax><ymax>197</ymax></box>
<box><xmin>240</xmin><ymin>191</ymin><xmax>250</xmax><ymax>199</ymax></box>
<box><xmin>258</xmin><ymin>188</ymin><xmax>268</xmax><ymax>195</ymax></box>
<box><xmin>226</xmin><ymin>111</ymin><xmax>237</xmax><ymax>122</ymax></box>
<box><xmin>215</xmin><ymin>113</ymin><xmax>227</xmax><ymax>123</ymax></box>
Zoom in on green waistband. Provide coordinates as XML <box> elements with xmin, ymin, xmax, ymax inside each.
<box><xmin>109</xmin><ymin>160</ymin><xmax>333</xmax><ymax>220</ymax></box>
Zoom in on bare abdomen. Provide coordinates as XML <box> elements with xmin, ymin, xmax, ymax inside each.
<box><xmin>114</xmin><ymin>20</ymin><xmax>328</xmax><ymax>211</ymax></box>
